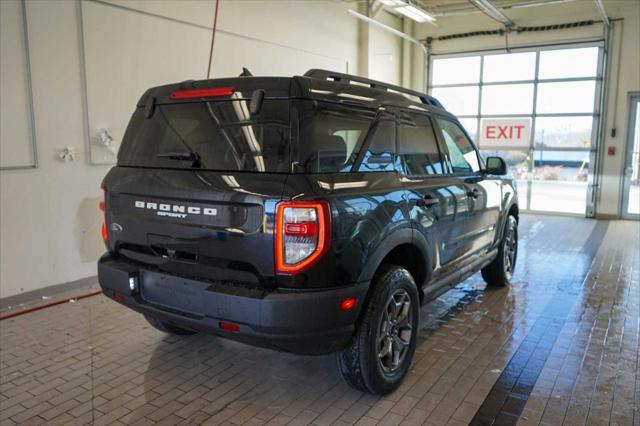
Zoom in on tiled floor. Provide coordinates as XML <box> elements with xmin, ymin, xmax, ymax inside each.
<box><xmin>0</xmin><ymin>215</ymin><xmax>638</xmax><ymax>426</ymax></box>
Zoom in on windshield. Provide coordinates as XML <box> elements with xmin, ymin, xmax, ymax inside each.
<box><xmin>118</xmin><ymin>98</ymin><xmax>290</xmax><ymax>172</ymax></box>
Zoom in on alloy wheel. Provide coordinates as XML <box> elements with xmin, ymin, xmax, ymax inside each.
<box><xmin>377</xmin><ymin>288</ymin><xmax>413</xmax><ymax>375</ymax></box>
<box><xmin>503</xmin><ymin>218</ymin><xmax>517</xmax><ymax>280</ymax></box>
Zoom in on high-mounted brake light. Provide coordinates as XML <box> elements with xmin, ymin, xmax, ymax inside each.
<box><xmin>169</xmin><ymin>87</ymin><xmax>234</xmax><ymax>100</ymax></box>
<box><xmin>219</xmin><ymin>321</ymin><xmax>240</xmax><ymax>332</ymax></box>
<box><xmin>275</xmin><ymin>201</ymin><xmax>330</xmax><ymax>275</ymax></box>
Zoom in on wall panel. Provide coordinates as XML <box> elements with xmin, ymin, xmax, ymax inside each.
<box><xmin>0</xmin><ymin>0</ymin><xmax>36</xmax><ymax>169</ymax></box>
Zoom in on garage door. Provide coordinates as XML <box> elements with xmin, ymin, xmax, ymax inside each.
<box><xmin>429</xmin><ymin>44</ymin><xmax>603</xmax><ymax>216</ymax></box>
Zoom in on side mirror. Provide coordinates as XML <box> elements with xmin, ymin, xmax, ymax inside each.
<box><xmin>485</xmin><ymin>156</ymin><xmax>507</xmax><ymax>175</ymax></box>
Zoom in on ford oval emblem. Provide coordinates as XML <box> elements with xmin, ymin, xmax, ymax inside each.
<box><xmin>110</xmin><ymin>223</ymin><xmax>123</xmax><ymax>232</ymax></box>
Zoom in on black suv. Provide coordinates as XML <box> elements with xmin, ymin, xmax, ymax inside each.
<box><xmin>98</xmin><ymin>69</ymin><xmax>518</xmax><ymax>394</ymax></box>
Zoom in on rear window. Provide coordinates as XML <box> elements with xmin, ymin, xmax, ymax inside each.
<box><xmin>118</xmin><ymin>98</ymin><xmax>290</xmax><ymax>172</ymax></box>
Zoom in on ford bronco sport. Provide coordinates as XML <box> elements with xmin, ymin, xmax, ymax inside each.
<box><xmin>98</xmin><ymin>69</ymin><xmax>518</xmax><ymax>394</ymax></box>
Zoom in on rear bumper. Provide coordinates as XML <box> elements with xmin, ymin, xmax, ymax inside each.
<box><xmin>97</xmin><ymin>254</ymin><xmax>368</xmax><ymax>355</ymax></box>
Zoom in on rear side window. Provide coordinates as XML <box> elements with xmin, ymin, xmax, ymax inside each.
<box><xmin>398</xmin><ymin>112</ymin><xmax>445</xmax><ymax>175</ymax></box>
<box><xmin>435</xmin><ymin>118</ymin><xmax>480</xmax><ymax>173</ymax></box>
<box><xmin>118</xmin><ymin>98</ymin><xmax>290</xmax><ymax>172</ymax></box>
<box><xmin>357</xmin><ymin>116</ymin><xmax>397</xmax><ymax>172</ymax></box>
<box><xmin>295</xmin><ymin>100</ymin><xmax>376</xmax><ymax>173</ymax></box>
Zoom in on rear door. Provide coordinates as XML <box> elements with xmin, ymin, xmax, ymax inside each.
<box><xmin>103</xmin><ymin>95</ymin><xmax>291</xmax><ymax>287</ymax></box>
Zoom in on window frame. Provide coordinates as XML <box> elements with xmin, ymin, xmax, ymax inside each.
<box><xmin>291</xmin><ymin>98</ymin><xmax>380</xmax><ymax>174</ymax></box>
<box><xmin>393</xmin><ymin>108</ymin><xmax>449</xmax><ymax>178</ymax></box>
<box><xmin>350</xmin><ymin>109</ymin><xmax>400</xmax><ymax>173</ymax></box>
<box><xmin>432</xmin><ymin>114</ymin><xmax>484</xmax><ymax>176</ymax></box>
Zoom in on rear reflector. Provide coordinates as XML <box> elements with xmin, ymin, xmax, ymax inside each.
<box><xmin>114</xmin><ymin>292</ymin><xmax>125</xmax><ymax>303</ymax></box>
<box><xmin>219</xmin><ymin>321</ymin><xmax>240</xmax><ymax>332</ymax></box>
<box><xmin>284</xmin><ymin>222</ymin><xmax>318</xmax><ymax>236</ymax></box>
<box><xmin>340</xmin><ymin>298</ymin><xmax>357</xmax><ymax>311</ymax></box>
<box><xmin>170</xmin><ymin>87</ymin><xmax>234</xmax><ymax>100</ymax></box>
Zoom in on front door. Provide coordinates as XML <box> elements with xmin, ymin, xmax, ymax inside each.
<box><xmin>394</xmin><ymin>109</ymin><xmax>465</xmax><ymax>274</ymax></box>
<box><xmin>433</xmin><ymin>116</ymin><xmax>501</xmax><ymax>254</ymax></box>
<box><xmin>622</xmin><ymin>94</ymin><xmax>640</xmax><ymax>220</ymax></box>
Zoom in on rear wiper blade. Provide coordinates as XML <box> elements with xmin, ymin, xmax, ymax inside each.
<box><xmin>156</xmin><ymin>151</ymin><xmax>201</xmax><ymax>167</ymax></box>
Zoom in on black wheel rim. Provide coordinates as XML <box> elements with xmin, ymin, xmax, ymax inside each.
<box><xmin>377</xmin><ymin>288</ymin><xmax>413</xmax><ymax>375</ymax></box>
<box><xmin>503</xmin><ymin>218</ymin><xmax>517</xmax><ymax>281</ymax></box>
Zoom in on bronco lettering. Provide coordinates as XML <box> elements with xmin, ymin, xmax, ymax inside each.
<box><xmin>135</xmin><ymin>200</ymin><xmax>217</xmax><ymax>217</ymax></box>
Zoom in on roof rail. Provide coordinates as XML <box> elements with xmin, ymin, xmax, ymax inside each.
<box><xmin>304</xmin><ymin>69</ymin><xmax>442</xmax><ymax>108</ymax></box>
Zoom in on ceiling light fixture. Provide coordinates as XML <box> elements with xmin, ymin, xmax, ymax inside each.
<box><xmin>380</xmin><ymin>0</ymin><xmax>406</xmax><ymax>6</ymax></box>
<box><xmin>380</xmin><ymin>0</ymin><xmax>436</xmax><ymax>23</ymax></box>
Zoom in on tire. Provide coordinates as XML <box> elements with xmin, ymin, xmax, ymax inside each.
<box><xmin>481</xmin><ymin>215</ymin><xmax>518</xmax><ymax>287</ymax></box>
<box><xmin>337</xmin><ymin>265</ymin><xmax>420</xmax><ymax>395</ymax></box>
<box><xmin>145</xmin><ymin>315</ymin><xmax>197</xmax><ymax>336</ymax></box>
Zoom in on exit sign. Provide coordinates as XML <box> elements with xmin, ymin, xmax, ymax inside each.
<box><xmin>479</xmin><ymin>118</ymin><xmax>531</xmax><ymax>148</ymax></box>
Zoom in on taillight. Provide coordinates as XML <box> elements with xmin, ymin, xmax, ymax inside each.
<box><xmin>100</xmin><ymin>188</ymin><xmax>107</xmax><ymax>242</ymax></box>
<box><xmin>275</xmin><ymin>201</ymin><xmax>330</xmax><ymax>274</ymax></box>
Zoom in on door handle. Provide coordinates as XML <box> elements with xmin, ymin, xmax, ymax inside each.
<box><xmin>467</xmin><ymin>188</ymin><xmax>480</xmax><ymax>199</ymax></box>
<box><xmin>416</xmin><ymin>194</ymin><xmax>440</xmax><ymax>208</ymax></box>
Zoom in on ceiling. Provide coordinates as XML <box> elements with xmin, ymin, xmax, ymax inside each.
<box><xmin>411</xmin><ymin>0</ymin><xmax>576</xmax><ymax>17</ymax></box>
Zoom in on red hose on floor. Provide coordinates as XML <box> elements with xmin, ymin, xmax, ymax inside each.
<box><xmin>0</xmin><ymin>290</ymin><xmax>103</xmax><ymax>321</ymax></box>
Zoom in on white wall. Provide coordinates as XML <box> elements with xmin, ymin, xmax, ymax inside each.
<box><xmin>0</xmin><ymin>0</ymin><xmax>379</xmax><ymax>299</ymax></box>
<box><xmin>411</xmin><ymin>0</ymin><xmax>640</xmax><ymax>218</ymax></box>
<box><xmin>598</xmin><ymin>2</ymin><xmax>640</xmax><ymax>217</ymax></box>
<box><xmin>0</xmin><ymin>1</ymin><xmax>106</xmax><ymax>300</ymax></box>
<box><xmin>369</xmin><ymin>10</ymin><xmax>403</xmax><ymax>86</ymax></box>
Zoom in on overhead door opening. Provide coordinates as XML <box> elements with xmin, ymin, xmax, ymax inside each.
<box><xmin>429</xmin><ymin>44</ymin><xmax>602</xmax><ymax>216</ymax></box>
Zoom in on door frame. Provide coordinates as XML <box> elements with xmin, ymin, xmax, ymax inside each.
<box><xmin>620</xmin><ymin>92</ymin><xmax>640</xmax><ymax>220</ymax></box>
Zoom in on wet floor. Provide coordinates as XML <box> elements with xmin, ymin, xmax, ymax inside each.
<box><xmin>0</xmin><ymin>215</ymin><xmax>638</xmax><ymax>425</ymax></box>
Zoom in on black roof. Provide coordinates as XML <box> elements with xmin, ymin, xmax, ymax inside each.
<box><xmin>137</xmin><ymin>69</ymin><xmax>451</xmax><ymax>117</ymax></box>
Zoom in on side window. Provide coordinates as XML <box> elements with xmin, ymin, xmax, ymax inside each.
<box><xmin>296</xmin><ymin>100</ymin><xmax>376</xmax><ymax>173</ymax></box>
<box><xmin>398</xmin><ymin>112</ymin><xmax>445</xmax><ymax>176</ymax></box>
<box><xmin>358</xmin><ymin>117</ymin><xmax>396</xmax><ymax>172</ymax></box>
<box><xmin>436</xmin><ymin>118</ymin><xmax>480</xmax><ymax>173</ymax></box>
